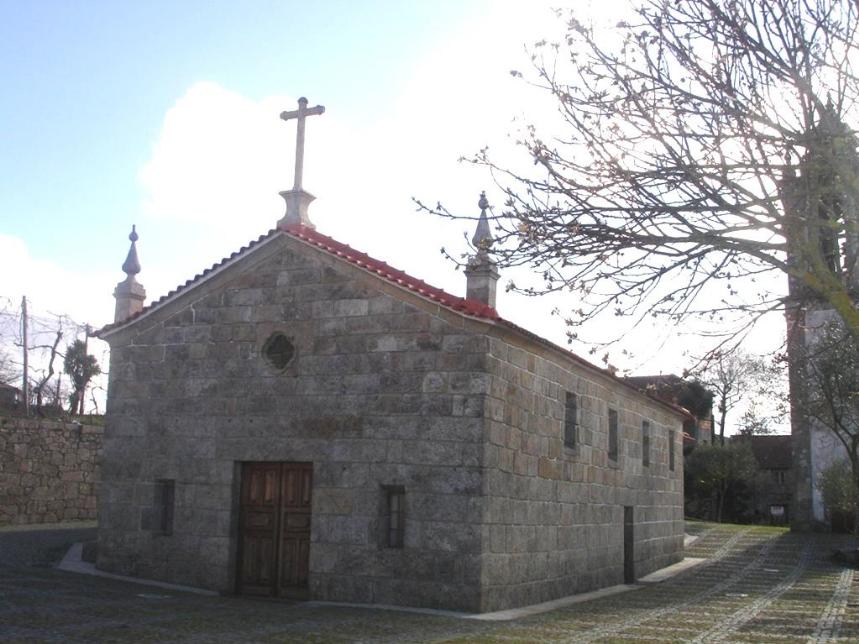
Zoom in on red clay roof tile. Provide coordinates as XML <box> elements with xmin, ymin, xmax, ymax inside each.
<box><xmin>285</xmin><ymin>224</ymin><xmax>500</xmax><ymax>321</ymax></box>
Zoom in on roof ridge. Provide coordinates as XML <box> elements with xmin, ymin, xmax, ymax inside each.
<box><xmin>283</xmin><ymin>224</ymin><xmax>500</xmax><ymax>320</ymax></box>
<box><xmin>95</xmin><ymin>225</ymin><xmax>499</xmax><ymax>336</ymax></box>
<box><xmin>94</xmin><ymin>223</ymin><xmax>687</xmax><ymax>420</ymax></box>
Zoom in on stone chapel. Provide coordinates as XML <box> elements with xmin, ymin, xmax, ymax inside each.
<box><xmin>94</xmin><ymin>98</ymin><xmax>686</xmax><ymax>612</ymax></box>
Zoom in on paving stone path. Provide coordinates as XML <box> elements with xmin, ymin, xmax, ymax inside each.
<box><xmin>1</xmin><ymin>522</ymin><xmax>859</xmax><ymax>643</ymax></box>
<box><xmin>810</xmin><ymin>568</ymin><xmax>854</xmax><ymax>643</ymax></box>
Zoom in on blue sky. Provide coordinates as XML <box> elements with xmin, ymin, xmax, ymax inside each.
<box><xmin>3</xmin><ymin>0</ymin><xmax>593</xmax><ymax>331</ymax></box>
<box><xmin>1</xmin><ymin>1</ymin><xmax>487</xmax><ymax>265</ymax></box>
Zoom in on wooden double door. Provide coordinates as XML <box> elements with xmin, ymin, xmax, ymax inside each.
<box><xmin>237</xmin><ymin>462</ymin><xmax>313</xmax><ymax>598</ymax></box>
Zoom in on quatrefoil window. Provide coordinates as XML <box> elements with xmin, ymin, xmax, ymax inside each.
<box><xmin>262</xmin><ymin>333</ymin><xmax>295</xmax><ymax>370</ymax></box>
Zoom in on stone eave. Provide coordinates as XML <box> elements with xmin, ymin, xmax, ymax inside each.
<box><xmin>94</xmin><ymin>230</ymin><xmax>285</xmax><ymax>341</ymax></box>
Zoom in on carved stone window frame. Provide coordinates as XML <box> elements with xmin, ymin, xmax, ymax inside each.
<box><xmin>261</xmin><ymin>332</ymin><xmax>296</xmax><ymax>372</ymax></box>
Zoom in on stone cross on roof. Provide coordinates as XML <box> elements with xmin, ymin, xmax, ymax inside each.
<box><xmin>281</xmin><ymin>97</ymin><xmax>325</xmax><ymax>192</ymax></box>
<box><xmin>278</xmin><ymin>97</ymin><xmax>325</xmax><ymax>230</ymax></box>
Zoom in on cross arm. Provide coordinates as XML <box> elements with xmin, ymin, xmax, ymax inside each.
<box><xmin>280</xmin><ymin>105</ymin><xmax>326</xmax><ymax>121</ymax></box>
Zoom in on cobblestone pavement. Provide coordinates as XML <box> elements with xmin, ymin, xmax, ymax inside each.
<box><xmin>1</xmin><ymin>522</ymin><xmax>859</xmax><ymax>642</ymax></box>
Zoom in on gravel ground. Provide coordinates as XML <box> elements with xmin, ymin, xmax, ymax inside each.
<box><xmin>1</xmin><ymin>522</ymin><xmax>858</xmax><ymax>643</ymax></box>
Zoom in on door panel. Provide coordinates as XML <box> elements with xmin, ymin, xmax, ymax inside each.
<box><xmin>279</xmin><ymin>462</ymin><xmax>313</xmax><ymax>596</ymax></box>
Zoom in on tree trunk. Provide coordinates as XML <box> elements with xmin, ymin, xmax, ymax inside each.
<box><xmin>32</xmin><ymin>331</ymin><xmax>62</xmax><ymax>416</ymax></box>
<box><xmin>719</xmin><ymin>397</ymin><xmax>727</xmax><ymax>445</ymax></box>
<box><xmin>68</xmin><ymin>390</ymin><xmax>78</xmax><ymax>415</ymax></box>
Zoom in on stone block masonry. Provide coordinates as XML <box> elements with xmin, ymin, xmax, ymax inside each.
<box><xmin>0</xmin><ymin>416</ymin><xmax>102</xmax><ymax>525</ymax></box>
<box><xmin>96</xmin><ymin>231</ymin><xmax>685</xmax><ymax>612</ymax></box>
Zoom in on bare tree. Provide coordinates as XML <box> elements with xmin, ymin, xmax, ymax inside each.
<box><xmin>699</xmin><ymin>351</ymin><xmax>782</xmax><ymax>443</ymax></box>
<box><xmin>419</xmin><ymin>0</ymin><xmax>859</xmax><ymax>355</ymax></box>
<box><xmin>0</xmin><ymin>297</ymin><xmax>20</xmax><ymax>386</ymax></box>
<box><xmin>0</xmin><ymin>348</ymin><xmax>16</xmax><ymax>385</ymax></box>
<box><xmin>0</xmin><ymin>296</ymin><xmax>106</xmax><ymax>415</ymax></box>
<box><xmin>30</xmin><ymin>329</ymin><xmax>62</xmax><ymax>414</ymax></box>
<box><xmin>737</xmin><ymin>402</ymin><xmax>777</xmax><ymax>437</ymax></box>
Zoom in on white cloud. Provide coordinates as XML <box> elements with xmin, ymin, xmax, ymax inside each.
<box><xmin>0</xmin><ymin>234</ymin><xmax>115</xmax><ymax>326</ymax></box>
<box><xmin>139</xmin><ymin>82</ymin><xmax>290</xmax><ymax>229</ymax></box>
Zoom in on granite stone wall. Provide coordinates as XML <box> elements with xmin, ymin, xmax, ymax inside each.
<box><xmin>0</xmin><ymin>416</ymin><xmax>102</xmax><ymax>525</ymax></box>
<box><xmin>480</xmin><ymin>334</ymin><xmax>684</xmax><ymax>611</ymax></box>
<box><xmin>98</xmin><ymin>236</ymin><xmax>488</xmax><ymax>610</ymax></box>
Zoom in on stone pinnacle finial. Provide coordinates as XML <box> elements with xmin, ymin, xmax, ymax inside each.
<box><xmin>114</xmin><ymin>225</ymin><xmax>146</xmax><ymax>323</ymax></box>
<box><xmin>465</xmin><ymin>191</ymin><xmax>499</xmax><ymax>308</ymax></box>
<box><xmin>121</xmin><ymin>225</ymin><xmax>141</xmax><ymax>277</ymax></box>
<box><xmin>472</xmin><ymin>191</ymin><xmax>493</xmax><ymax>253</ymax></box>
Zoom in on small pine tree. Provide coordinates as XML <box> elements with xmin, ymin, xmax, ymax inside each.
<box><xmin>63</xmin><ymin>339</ymin><xmax>100</xmax><ymax>415</ymax></box>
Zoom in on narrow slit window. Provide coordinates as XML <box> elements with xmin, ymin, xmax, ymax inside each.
<box><xmin>642</xmin><ymin>421</ymin><xmax>650</xmax><ymax>468</ymax></box>
<box><xmin>608</xmin><ymin>409</ymin><xmax>619</xmax><ymax>462</ymax></box>
<box><xmin>669</xmin><ymin>430</ymin><xmax>676</xmax><ymax>472</ymax></box>
<box><xmin>564</xmin><ymin>392</ymin><xmax>578</xmax><ymax>448</ymax></box>
<box><xmin>385</xmin><ymin>486</ymin><xmax>405</xmax><ymax>548</ymax></box>
<box><xmin>154</xmin><ymin>479</ymin><xmax>175</xmax><ymax>535</ymax></box>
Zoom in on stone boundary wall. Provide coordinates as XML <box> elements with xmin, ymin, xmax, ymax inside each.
<box><xmin>0</xmin><ymin>416</ymin><xmax>103</xmax><ymax>525</ymax></box>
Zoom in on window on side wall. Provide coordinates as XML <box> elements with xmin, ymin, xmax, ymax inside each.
<box><xmin>154</xmin><ymin>479</ymin><xmax>175</xmax><ymax>536</ymax></box>
<box><xmin>384</xmin><ymin>486</ymin><xmax>405</xmax><ymax>548</ymax></box>
<box><xmin>642</xmin><ymin>421</ymin><xmax>650</xmax><ymax>467</ymax></box>
<box><xmin>564</xmin><ymin>392</ymin><xmax>579</xmax><ymax>448</ymax></box>
<box><xmin>608</xmin><ymin>409</ymin><xmax>619</xmax><ymax>462</ymax></box>
<box><xmin>669</xmin><ymin>430</ymin><xmax>675</xmax><ymax>471</ymax></box>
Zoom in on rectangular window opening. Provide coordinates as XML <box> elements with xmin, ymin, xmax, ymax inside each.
<box><xmin>669</xmin><ymin>430</ymin><xmax>675</xmax><ymax>471</ymax></box>
<box><xmin>385</xmin><ymin>486</ymin><xmax>405</xmax><ymax>548</ymax></box>
<box><xmin>564</xmin><ymin>392</ymin><xmax>578</xmax><ymax>448</ymax></box>
<box><xmin>608</xmin><ymin>409</ymin><xmax>619</xmax><ymax>462</ymax></box>
<box><xmin>154</xmin><ymin>479</ymin><xmax>175</xmax><ymax>536</ymax></box>
<box><xmin>642</xmin><ymin>421</ymin><xmax>650</xmax><ymax>468</ymax></box>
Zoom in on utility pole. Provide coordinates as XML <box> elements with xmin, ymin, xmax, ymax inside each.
<box><xmin>21</xmin><ymin>296</ymin><xmax>29</xmax><ymax>416</ymax></box>
<box><xmin>79</xmin><ymin>324</ymin><xmax>91</xmax><ymax>415</ymax></box>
